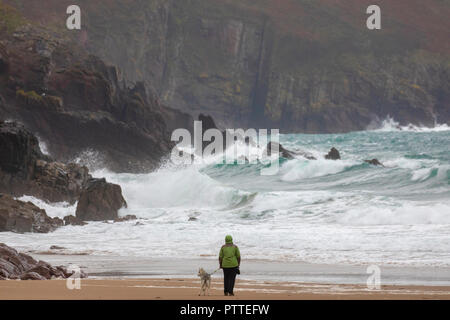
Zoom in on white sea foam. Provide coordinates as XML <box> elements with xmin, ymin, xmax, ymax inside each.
<box><xmin>37</xmin><ymin>137</ymin><xmax>50</xmax><ymax>155</ymax></box>
<box><xmin>411</xmin><ymin>168</ymin><xmax>433</xmax><ymax>181</ymax></box>
<box><xmin>93</xmin><ymin>166</ymin><xmax>250</xmax><ymax>211</ymax></box>
<box><xmin>336</xmin><ymin>201</ymin><xmax>450</xmax><ymax>225</ymax></box>
<box><xmin>373</xmin><ymin>116</ymin><xmax>450</xmax><ymax>132</ymax></box>
<box><xmin>1</xmin><ymin>129</ymin><xmax>449</xmax><ymax>269</ymax></box>
<box><xmin>71</xmin><ymin>149</ymin><xmax>105</xmax><ymax>171</ymax></box>
<box><xmin>383</xmin><ymin>157</ymin><xmax>431</xmax><ymax>170</ymax></box>
<box><xmin>280</xmin><ymin>158</ymin><xmax>357</xmax><ymax>181</ymax></box>
<box><xmin>16</xmin><ymin>195</ymin><xmax>76</xmax><ymax>219</ymax></box>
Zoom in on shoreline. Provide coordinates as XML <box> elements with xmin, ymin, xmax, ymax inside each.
<box><xmin>25</xmin><ymin>254</ymin><xmax>450</xmax><ymax>287</ymax></box>
<box><xmin>1</xmin><ymin>278</ymin><xmax>449</xmax><ymax>300</ymax></box>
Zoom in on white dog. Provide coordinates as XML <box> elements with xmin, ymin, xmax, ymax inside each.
<box><xmin>197</xmin><ymin>268</ymin><xmax>212</xmax><ymax>296</ymax></box>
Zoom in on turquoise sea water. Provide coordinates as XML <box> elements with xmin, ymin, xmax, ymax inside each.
<box><xmin>1</xmin><ymin>121</ymin><xmax>449</xmax><ymax>268</ymax></box>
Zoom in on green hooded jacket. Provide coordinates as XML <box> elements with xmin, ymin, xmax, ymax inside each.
<box><xmin>219</xmin><ymin>235</ymin><xmax>240</xmax><ymax>268</ymax></box>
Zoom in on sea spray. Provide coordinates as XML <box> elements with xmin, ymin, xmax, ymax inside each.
<box><xmin>1</xmin><ymin>128</ymin><xmax>449</xmax><ymax>268</ymax></box>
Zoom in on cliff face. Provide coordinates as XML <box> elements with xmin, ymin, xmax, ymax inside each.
<box><xmin>0</xmin><ymin>3</ymin><xmax>193</xmax><ymax>172</ymax></box>
<box><xmin>4</xmin><ymin>0</ymin><xmax>450</xmax><ymax>132</ymax></box>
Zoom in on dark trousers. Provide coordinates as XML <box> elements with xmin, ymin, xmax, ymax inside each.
<box><xmin>223</xmin><ymin>267</ymin><xmax>238</xmax><ymax>294</ymax></box>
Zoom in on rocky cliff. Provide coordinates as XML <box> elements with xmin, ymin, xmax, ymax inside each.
<box><xmin>6</xmin><ymin>0</ymin><xmax>449</xmax><ymax>132</ymax></box>
<box><xmin>0</xmin><ymin>121</ymin><xmax>129</xmax><ymax>227</ymax></box>
<box><xmin>0</xmin><ymin>2</ymin><xmax>194</xmax><ymax>172</ymax></box>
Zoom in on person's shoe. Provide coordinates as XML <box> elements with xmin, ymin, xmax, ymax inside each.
<box><xmin>224</xmin><ymin>292</ymin><xmax>229</xmax><ymax>296</ymax></box>
<box><xmin>229</xmin><ymin>293</ymin><xmax>235</xmax><ymax>296</ymax></box>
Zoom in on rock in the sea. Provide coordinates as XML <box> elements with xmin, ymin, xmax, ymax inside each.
<box><xmin>0</xmin><ymin>121</ymin><xmax>47</xmax><ymax>179</ymax></box>
<box><xmin>75</xmin><ymin>178</ymin><xmax>127</xmax><ymax>221</ymax></box>
<box><xmin>0</xmin><ymin>243</ymin><xmax>81</xmax><ymax>280</ymax></box>
<box><xmin>49</xmin><ymin>245</ymin><xmax>66</xmax><ymax>250</ymax></box>
<box><xmin>264</xmin><ymin>142</ymin><xmax>316</xmax><ymax>161</ymax></box>
<box><xmin>0</xmin><ymin>121</ymin><xmax>91</xmax><ymax>204</ymax></box>
<box><xmin>198</xmin><ymin>114</ymin><xmax>219</xmax><ymax>132</ymax></box>
<box><xmin>0</xmin><ymin>193</ymin><xmax>63</xmax><ymax>233</ymax></box>
<box><xmin>364</xmin><ymin>159</ymin><xmax>384</xmax><ymax>166</ymax></box>
<box><xmin>114</xmin><ymin>215</ymin><xmax>137</xmax><ymax>223</ymax></box>
<box><xmin>0</xmin><ymin>27</ymin><xmax>192</xmax><ymax>173</ymax></box>
<box><xmin>265</xmin><ymin>142</ymin><xmax>295</xmax><ymax>160</ymax></box>
<box><xmin>325</xmin><ymin>147</ymin><xmax>341</xmax><ymax>160</ymax></box>
<box><xmin>63</xmin><ymin>215</ymin><xmax>87</xmax><ymax>226</ymax></box>
<box><xmin>31</xmin><ymin>160</ymin><xmax>91</xmax><ymax>204</ymax></box>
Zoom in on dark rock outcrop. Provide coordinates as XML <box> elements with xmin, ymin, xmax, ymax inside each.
<box><xmin>0</xmin><ymin>121</ymin><xmax>128</xmax><ymax>228</ymax></box>
<box><xmin>265</xmin><ymin>142</ymin><xmax>295</xmax><ymax>160</ymax></box>
<box><xmin>0</xmin><ymin>120</ymin><xmax>49</xmax><ymax>178</ymax></box>
<box><xmin>114</xmin><ymin>215</ymin><xmax>137</xmax><ymax>223</ymax></box>
<box><xmin>0</xmin><ymin>193</ymin><xmax>63</xmax><ymax>233</ymax></box>
<box><xmin>0</xmin><ymin>121</ymin><xmax>91</xmax><ymax>204</ymax></box>
<box><xmin>0</xmin><ymin>243</ymin><xmax>85</xmax><ymax>280</ymax></box>
<box><xmin>264</xmin><ymin>141</ymin><xmax>317</xmax><ymax>161</ymax></box>
<box><xmin>31</xmin><ymin>160</ymin><xmax>90</xmax><ymax>204</ymax></box>
<box><xmin>0</xmin><ymin>22</ymin><xmax>193</xmax><ymax>173</ymax></box>
<box><xmin>364</xmin><ymin>159</ymin><xmax>384</xmax><ymax>167</ymax></box>
<box><xmin>199</xmin><ymin>114</ymin><xmax>220</xmax><ymax>132</ymax></box>
<box><xmin>197</xmin><ymin>114</ymin><xmax>227</xmax><ymax>154</ymax></box>
<box><xmin>63</xmin><ymin>215</ymin><xmax>86</xmax><ymax>226</ymax></box>
<box><xmin>325</xmin><ymin>147</ymin><xmax>341</xmax><ymax>160</ymax></box>
<box><xmin>75</xmin><ymin>178</ymin><xmax>127</xmax><ymax>221</ymax></box>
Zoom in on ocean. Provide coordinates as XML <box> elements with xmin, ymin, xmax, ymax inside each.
<box><xmin>1</xmin><ymin>119</ymin><xmax>449</xmax><ymax>281</ymax></box>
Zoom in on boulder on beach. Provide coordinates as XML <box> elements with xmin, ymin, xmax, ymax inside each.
<box><xmin>0</xmin><ymin>193</ymin><xmax>63</xmax><ymax>233</ymax></box>
<box><xmin>325</xmin><ymin>147</ymin><xmax>341</xmax><ymax>160</ymax></box>
<box><xmin>75</xmin><ymin>178</ymin><xmax>127</xmax><ymax>221</ymax></box>
<box><xmin>19</xmin><ymin>271</ymin><xmax>47</xmax><ymax>280</ymax></box>
<box><xmin>0</xmin><ymin>243</ymin><xmax>85</xmax><ymax>280</ymax></box>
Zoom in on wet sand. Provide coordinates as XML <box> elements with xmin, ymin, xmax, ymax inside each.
<box><xmin>1</xmin><ymin>278</ymin><xmax>449</xmax><ymax>300</ymax></box>
<box><xmin>31</xmin><ymin>254</ymin><xmax>450</xmax><ymax>286</ymax></box>
<box><xmin>2</xmin><ymin>254</ymin><xmax>448</xmax><ymax>299</ymax></box>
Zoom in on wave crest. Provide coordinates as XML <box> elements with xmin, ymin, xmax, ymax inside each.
<box><xmin>371</xmin><ymin>116</ymin><xmax>450</xmax><ymax>132</ymax></box>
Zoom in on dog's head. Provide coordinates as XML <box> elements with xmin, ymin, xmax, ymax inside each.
<box><xmin>198</xmin><ymin>268</ymin><xmax>206</xmax><ymax>277</ymax></box>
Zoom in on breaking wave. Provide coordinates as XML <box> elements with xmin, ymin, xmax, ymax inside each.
<box><xmin>372</xmin><ymin>116</ymin><xmax>450</xmax><ymax>132</ymax></box>
<box><xmin>1</xmin><ymin>127</ymin><xmax>449</xmax><ymax>268</ymax></box>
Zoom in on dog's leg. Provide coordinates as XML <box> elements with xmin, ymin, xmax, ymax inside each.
<box><xmin>200</xmin><ymin>282</ymin><xmax>206</xmax><ymax>296</ymax></box>
<box><xmin>207</xmin><ymin>280</ymin><xmax>211</xmax><ymax>296</ymax></box>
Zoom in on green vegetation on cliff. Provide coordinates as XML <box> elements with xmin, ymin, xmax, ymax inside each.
<box><xmin>0</xmin><ymin>1</ymin><xmax>25</xmax><ymax>33</ymax></box>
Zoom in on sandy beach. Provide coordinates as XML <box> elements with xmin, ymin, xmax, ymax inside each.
<box><xmin>1</xmin><ymin>278</ymin><xmax>449</xmax><ymax>300</ymax></box>
<box><xmin>2</xmin><ymin>253</ymin><xmax>449</xmax><ymax>300</ymax></box>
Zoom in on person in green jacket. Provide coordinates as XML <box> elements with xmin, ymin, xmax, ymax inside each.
<box><xmin>219</xmin><ymin>235</ymin><xmax>241</xmax><ymax>296</ymax></box>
